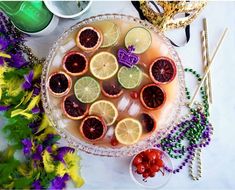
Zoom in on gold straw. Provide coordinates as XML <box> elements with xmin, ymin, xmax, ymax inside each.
<box><xmin>201</xmin><ymin>31</ymin><xmax>210</xmax><ymax>106</ymax></box>
<box><xmin>203</xmin><ymin>18</ymin><xmax>213</xmax><ymax>104</ymax></box>
<box><xmin>189</xmin><ymin>28</ymin><xmax>228</xmax><ymax>108</ymax></box>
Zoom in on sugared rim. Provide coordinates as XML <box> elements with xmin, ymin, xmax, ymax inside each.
<box><xmin>62</xmin><ymin>51</ymin><xmax>88</xmax><ymax>76</ymax></box>
<box><xmin>140</xmin><ymin>84</ymin><xmax>166</xmax><ymax>110</ymax></box>
<box><xmin>80</xmin><ymin>115</ymin><xmax>107</xmax><ymax>142</ymax></box>
<box><xmin>41</xmin><ymin>14</ymin><xmax>186</xmax><ymax>157</ymax></box>
<box><xmin>47</xmin><ymin>71</ymin><xmax>72</xmax><ymax>97</ymax></box>
<box><xmin>76</xmin><ymin>26</ymin><xmax>103</xmax><ymax>52</ymax></box>
<box><xmin>149</xmin><ymin>56</ymin><xmax>177</xmax><ymax>85</ymax></box>
<box><xmin>61</xmin><ymin>94</ymin><xmax>89</xmax><ymax>120</ymax></box>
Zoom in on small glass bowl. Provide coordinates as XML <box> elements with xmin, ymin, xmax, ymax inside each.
<box><xmin>129</xmin><ymin>148</ymin><xmax>173</xmax><ymax>189</ymax></box>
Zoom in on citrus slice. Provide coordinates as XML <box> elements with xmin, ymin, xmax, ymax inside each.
<box><xmin>117</xmin><ymin>65</ymin><xmax>142</xmax><ymax>89</ymax></box>
<box><xmin>90</xmin><ymin>52</ymin><xmax>118</xmax><ymax>80</ymax></box>
<box><xmin>115</xmin><ymin>118</ymin><xmax>142</xmax><ymax>145</ymax></box>
<box><xmin>125</xmin><ymin>27</ymin><xmax>152</xmax><ymax>54</ymax></box>
<box><xmin>76</xmin><ymin>26</ymin><xmax>103</xmax><ymax>52</ymax></box>
<box><xmin>98</xmin><ymin>21</ymin><xmax>120</xmax><ymax>48</ymax></box>
<box><xmin>89</xmin><ymin>100</ymin><xmax>118</xmax><ymax>126</ymax></box>
<box><xmin>74</xmin><ymin>76</ymin><xmax>100</xmax><ymax>103</ymax></box>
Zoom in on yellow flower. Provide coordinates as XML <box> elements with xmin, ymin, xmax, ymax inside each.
<box><xmin>42</xmin><ymin>150</ymin><xmax>55</xmax><ymax>173</ymax></box>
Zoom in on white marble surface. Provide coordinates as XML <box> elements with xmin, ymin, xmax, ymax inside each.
<box><xmin>1</xmin><ymin>1</ymin><xmax>235</xmax><ymax>190</ymax></box>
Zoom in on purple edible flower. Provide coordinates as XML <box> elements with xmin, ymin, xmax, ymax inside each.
<box><xmin>21</xmin><ymin>138</ymin><xmax>32</xmax><ymax>155</ymax></box>
<box><xmin>55</xmin><ymin>147</ymin><xmax>75</xmax><ymax>163</ymax></box>
<box><xmin>33</xmin><ymin>86</ymin><xmax>41</xmax><ymax>96</ymax></box>
<box><xmin>49</xmin><ymin>174</ymin><xmax>70</xmax><ymax>190</ymax></box>
<box><xmin>0</xmin><ymin>36</ymin><xmax>9</xmax><ymax>51</ymax></box>
<box><xmin>32</xmin><ymin>106</ymin><xmax>40</xmax><ymax>114</ymax></box>
<box><xmin>7</xmin><ymin>52</ymin><xmax>27</xmax><ymax>68</ymax></box>
<box><xmin>32</xmin><ymin>180</ymin><xmax>42</xmax><ymax>190</ymax></box>
<box><xmin>32</xmin><ymin>144</ymin><xmax>43</xmax><ymax>161</ymax></box>
<box><xmin>22</xmin><ymin>70</ymin><xmax>34</xmax><ymax>90</ymax></box>
<box><xmin>117</xmin><ymin>45</ymin><xmax>139</xmax><ymax>68</ymax></box>
<box><xmin>0</xmin><ymin>105</ymin><xmax>10</xmax><ymax>111</ymax></box>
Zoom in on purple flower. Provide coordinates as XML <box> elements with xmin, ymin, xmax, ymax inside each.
<box><xmin>32</xmin><ymin>144</ymin><xmax>43</xmax><ymax>161</ymax></box>
<box><xmin>32</xmin><ymin>180</ymin><xmax>42</xmax><ymax>190</ymax></box>
<box><xmin>32</xmin><ymin>106</ymin><xmax>40</xmax><ymax>114</ymax></box>
<box><xmin>0</xmin><ymin>57</ymin><xmax>4</xmax><ymax>65</ymax></box>
<box><xmin>22</xmin><ymin>70</ymin><xmax>34</xmax><ymax>90</ymax></box>
<box><xmin>7</xmin><ymin>52</ymin><xmax>27</xmax><ymax>68</ymax></box>
<box><xmin>29</xmin><ymin>118</ymin><xmax>41</xmax><ymax>133</ymax></box>
<box><xmin>0</xmin><ymin>105</ymin><xmax>10</xmax><ymax>111</ymax></box>
<box><xmin>49</xmin><ymin>174</ymin><xmax>70</xmax><ymax>190</ymax></box>
<box><xmin>0</xmin><ymin>36</ymin><xmax>9</xmax><ymax>51</ymax></box>
<box><xmin>55</xmin><ymin>147</ymin><xmax>75</xmax><ymax>163</ymax></box>
<box><xmin>21</xmin><ymin>138</ymin><xmax>32</xmax><ymax>155</ymax></box>
<box><xmin>33</xmin><ymin>86</ymin><xmax>40</xmax><ymax>96</ymax></box>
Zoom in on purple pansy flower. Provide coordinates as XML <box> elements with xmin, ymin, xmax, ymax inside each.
<box><xmin>21</xmin><ymin>138</ymin><xmax>32</xmax><ymax>155</ymax></box>
<box><xmin>32</xmin><ymin>144</ymin><xmax>43</xmax><ymax>161</ymax></box>
<box><xmin>49</xmin><ymin>174</ymin><xmax>70</xmax><ymax>190</ymax></box>
<box><xmin>32</xmin><ymin>106</ymin><xmax>41</xmax><ymax>114</ymax></box>
<box><xmin>32</xmin><ymin>179</ymin><xmax>42</xmax><ymax>190</ymax></box>
<box><xmin>33</xmin><ymin>86</ymin><xmax>41</xmax><ymax>96</ymax></box>
<box><xmin>55</xmin><ymin>147</ymin><xmax>75</xmax><ymax>163</ymax></box>
<box><xmin>0</xmin><ymin>36</ymin><xmax>9</xmax><ymax>51</ymax></box>
<box><xmin>7</xmin><ymin>52</ymin><xmax>27</xmax><ymax>68</ymax></box>
<box><xmin>22</xmin><ymin>70</ymin><xmax>34</xmax><ymax>90</ymax></box>
<box><xmin>0</xmin><ymin>105</ymin><xmax>10</xmax><ymax>111</ymax></box>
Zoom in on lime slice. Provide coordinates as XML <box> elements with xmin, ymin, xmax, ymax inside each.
<box><xmin>98</xmin><ymin>21</ymin><xmax>120</xmax><ymax>48</ymax></box>
<box><xmin>118</xmin><ymin>65</ymin><xmax>142</xmax><ymax>89</ymax></box>
<box><xmin>125</xmin><ymin>27</ymin><xmax>152</xmax><ymax>54</ymax></box>
<box><xmin>89</xmin><ymin>100</ymin><xmax>118</xmax><ymax>126</ymax></box>
<box><xmin>115</xmin><ymin>118</ymin><xmax>142</xmax><ymax>145</ymax></box>
<box><xmin>74</xmin><ymin>76</ymin><xmax>100</xmax><ymax>103</ymax></box>
<box><xmin>90</xmin><ymin>51</ymin><xmax>118</xmax><ymax>80</ymax></box>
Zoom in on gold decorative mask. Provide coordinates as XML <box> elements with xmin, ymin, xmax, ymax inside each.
<box><xmin>139</xmin><ymin>0</ymin><xmax>206</xmax><ymax>31</ymax></box>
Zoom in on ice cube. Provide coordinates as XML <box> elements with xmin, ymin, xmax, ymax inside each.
<box><xmin>52</xmin><ymin>54</ymin><xmax>62</xmax><ymax>68</ymax></box>
<box><xmin>118</xmin><ymin>96</ymin><xmax>130</xmax><ymax>112</ymax></box>
<box><xmin>60</xmin><ymin>40</ymin><xmax>76</xmax><ymax>54</ymax></box>
<box><xmin>105</xmin><ymin>126</ymin><xmax>114</xmax><ymax>139</ymax></box>
<box><xmin>128</xmin><ymin>102</ymin><xmax>140</xmax><ymax>116</ymax></box>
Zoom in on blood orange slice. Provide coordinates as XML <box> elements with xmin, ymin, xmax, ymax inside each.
<box><xmin>76</xmin><ymin>26</ymin><xmax>103</xmax><ymax>52</ymax></box>
<box><xmin>80</xmin><ymin>116</ymin><xmax>107</xmax><ymax>142</ymax></box>
<box><xmin>140</xmin><ymin>113</ymin><xmax>156</xmax><ymax>133</ymax></box>
<box><xmin>140</xmin><ymin>84</ymin><xmax>165</xmax><ymax>110</ymax></box>
<box><xmin>48</xmin><ymin>71</ymin><xmax>71</xmax><ymax>97</ymax></box>
<box><xmin>150</xmin><ymin>57</ymin><xmax>177</xmax><ymax>84</ymax></box>
<box><xmin>101</xmin><ymin>78</ymin><xmax>123</xmax><ymax>98</ymax></box>
<box><xmin>62</xmin><ymin>51</ymin><xmax>88</xmax><ymax>76</ymax></box>
<box><xmin>62</xmin><ymin>94</ymin><xmax>88</xmax><ymax>120</ymax></box>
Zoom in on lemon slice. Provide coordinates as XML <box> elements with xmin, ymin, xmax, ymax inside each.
<box><xmin>115</xmin><ymin>118</ymin><xmax>142</xmax><ymax>145</ymax></box>
<box><xmin>117</xmin><ymin>65</ymin><xmax>142</xmax><ymax>89</ymax></box>
<box><xmin>74</xmin><ymin>76</ymin><xmax>100</xmax><ymax>103</ymax></box>
<box><xmin>98</xmin><ymin>21</ymin><xmax>120</xmax><ymax>48</ymax></box>
<box><xmin>90</xmin><ymin>52</ymin><xmax>118</xmax><ymax>80</ymax></box>
<box><xmin>125</xmin><ymin>27</ymin><xmax>152</xmax><ymax>54</ymax></box>
<box><xmin>89</xmin><ymin>100</ymin><xmax>118</xmax><ymax>126</ymax></box>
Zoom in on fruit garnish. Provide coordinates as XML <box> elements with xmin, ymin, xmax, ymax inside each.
<box><xmin>62</xmin><ymin>94</ymin><xmax>88</xmax><ymax>120</ymax></box>
<box><xmin>130</xmin><ymin>91</ymin><xmax>138</xmax><ymax>99</ymax></box>
<box><xmin>150</xmin><ymin>57</ymin><xmax>177</xmax><ymax>84</ymax></box>
<box><xmin>101</xmin><ymin>78</ymin><xmax>123</xmax><ymax>98</ymax></box>
<box><xmin>140</xmin><ymin>113</ymin><xmax>156</xmax><ymax>132</ymax></box>
<box><xmin>125</xmin><ymin>27</ymin><xmax>152</xmax><ymax>54</ymax></box>
<box><xmin>132</xmin><ymin>149</ymin><xmax>165</xmax><ymax>180</ymax></box>
<box><xmin>62</xmin><ymin>51</ymin><xmax>88</xmax><ymax>76</ymax></box>
<box><xmin>98</xmin><ymin>21</ymin><xmax>120</xmax><ymax>48</ymax></box>
<box><xmin>115</xmin><ymin>118</ymin><xmax>142</xmax><ymax>145</ymax></box>
<box><xmin>48</xmin><ymin>71</ymin><xmax>71</xmax><ymax>97</ymax></box>
<box><xmin>110</xmin><ymin>135</ymin><xmax>119</xmax><ymax>146</ymax></box>
<box><xmin>80</xmin><ymin>116</ymin><xmax>107</xmax><ymax>141</ymax></box>
<box><xmin>89</xmin><ymin>100</ymin><xmax>118</xmax><ymax>126</ymax></box>
<box><xmin>117</xmin><ymin>65</ymin><xmax>142</xmax><ymax>89</ymax></box>
<box><xmin>90</xmin><ymin>51</ymin><xmax>118</xmax><ymax>80</ymax></box>
<box><xmin>76</xmin><ymin>26</ymin><xmax>103</xmax><ymax>52</ymax></box>
<box><xmin>74</xmin><ymin>76</ymin><xmax>100</xmax><ymax>103</ymax></box>
<box><xmin>140</xmin><ymin>84</ymin><xmax>165</xmax><ymax>110</ymax></box>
